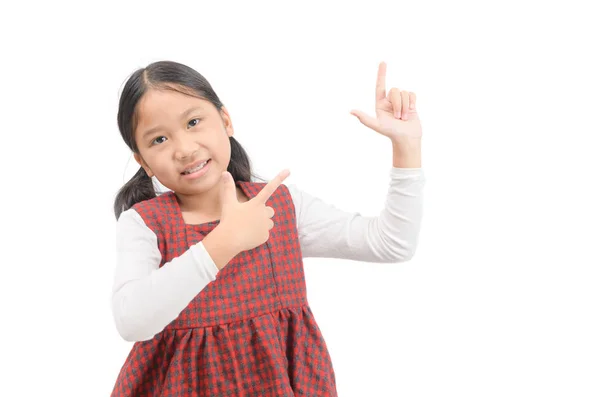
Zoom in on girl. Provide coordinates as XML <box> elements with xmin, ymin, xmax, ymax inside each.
<box><xmin>111</xmin><ymin>60</ymin><xmax>424</xmax><ymax>396</ymax></box>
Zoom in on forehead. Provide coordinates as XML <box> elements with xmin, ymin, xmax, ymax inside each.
<box><xmin>136</xmin><ymin>89</ymin><xmax>211</xmax><ymax>126</ymax></box>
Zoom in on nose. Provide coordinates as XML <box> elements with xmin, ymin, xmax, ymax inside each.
<box><xmin>173</xmin><ymin>136</ymin><xmax>198</xmax><ymax>161</ymax></box>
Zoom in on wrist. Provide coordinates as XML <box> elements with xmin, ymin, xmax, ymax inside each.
<box><xmin>202</xmin><ymin>223</ymin><xmax>240</xmax><ymax>270</ymax></box>
<box><xmin>391</xmin><ymin>138</ymin><xmax>422</xmax><ymax>168</ymax></box>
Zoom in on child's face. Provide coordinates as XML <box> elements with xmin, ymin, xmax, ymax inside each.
<box><xmin>133</xmin><ymin>88</ymin><xmax>233</xmax><ymax>195</ymax></box>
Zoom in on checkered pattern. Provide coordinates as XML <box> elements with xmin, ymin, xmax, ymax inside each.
<box><xmin>111</xmin><ymin>182</ymin><xmax>337</xmax><ymax>396</ymax></box>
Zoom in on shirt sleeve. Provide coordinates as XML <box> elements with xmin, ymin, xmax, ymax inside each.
<box><xmin>111</xmin><ymin>209</ymin><xmax>220</xmax><ymax>342</ymax></box>
<box><xmin>287</xmin><ymin>167</ymin><xmax>425</xmax><ymax>262</ymax></box>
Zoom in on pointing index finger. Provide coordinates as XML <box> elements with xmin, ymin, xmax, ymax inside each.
<box><xmin>255</xmin><ymin>169</ymin><xmax>290</xmax><ymax>203</ymax></box>
<box><xmin>376</xmin><ymin>62</ymin><xmax>387</xmax><ymax>101</ymax></box>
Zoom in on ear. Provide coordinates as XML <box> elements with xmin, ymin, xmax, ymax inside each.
<box><xmin>220</xmin><ymin>107</ymin><xmax>234</xmax><ymax>138</ymax></box>
<box><xmin>133</xmin><ymin>153</ymin><xmax>154</xmax><ymax>178</ymax></box>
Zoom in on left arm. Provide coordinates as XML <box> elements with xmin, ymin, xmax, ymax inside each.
<box><xmin>291</xmin><ymin>61</ymin><xmax>425</xmax><ymax>262</ymax></box>
<box><xmin>288</xmin><ymin>165</ymin><xmax>424</xmax><ymax>263</ymax></box>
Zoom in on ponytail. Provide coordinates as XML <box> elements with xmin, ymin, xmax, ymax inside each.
<box><xmin>228</xmin><ymin>136</ymin><xmax>252</xmax><ymax>183</ymax></box>
<box><xmin>113</xmin><ymin>166</ymin><xmax>156</xmax><ymax>220</ymax></box>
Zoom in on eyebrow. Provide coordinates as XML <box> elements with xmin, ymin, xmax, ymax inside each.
<box><xmin>141</xmin><ymin>106</ymin><xmax>204</xmax><ymax>139</ymax></box>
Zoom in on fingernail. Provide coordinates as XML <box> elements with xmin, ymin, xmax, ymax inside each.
<box><xmin>395</xmin><ymin>112</ymin><xmax>401</xmax><ymax>119</ymax></box>
<box><xmin>403</xmin><ymin>113</ymin><xmax>408</xmax><ymax>120</ymax></box>
<box><xmin>410</xmin><ymin>103</ymin><xmax>415</xmax><ymax>110</ymax></box>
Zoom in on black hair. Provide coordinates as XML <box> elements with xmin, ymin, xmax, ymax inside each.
<box><xmin>113</xmin><ymin>61</ymin><xmax>255</xmax><ymax>220</ymax></box>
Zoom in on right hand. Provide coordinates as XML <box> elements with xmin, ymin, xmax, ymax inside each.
<box><xmin>218</xmin><ymin>169</ymin><xmax>290</xmax><ymax>253</ymax></box>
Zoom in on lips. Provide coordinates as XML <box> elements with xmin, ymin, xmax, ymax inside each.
<box><xmin>181</xmin><ymin>159</ymin><xmax>210</xmax><ymax>174</ymax></box>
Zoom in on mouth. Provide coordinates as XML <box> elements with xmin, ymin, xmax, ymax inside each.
<box><xmin>181</xmin><ymin>159</ymin><xmax>211</xmax><ymax>175</ymax></box>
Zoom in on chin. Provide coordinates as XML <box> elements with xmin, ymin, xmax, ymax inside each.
<box><xmin>180</xmin><ymin>173</ymin><xmax>222</xmax><ymax>194</ymax></box>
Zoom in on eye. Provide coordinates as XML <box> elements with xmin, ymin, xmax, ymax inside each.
<box><xmin>188</xmin><ymin>118</ymin><xmax>202</xmax><ymax>128</ymax></box>
<box><xmin>152</xmin><ymin>136</ymin><xmax>167</xmax><ymax>145</ymax></box>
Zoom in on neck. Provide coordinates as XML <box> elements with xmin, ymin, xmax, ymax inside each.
<box><xmin>176</xmin><ymin>184</ymin><xmax>223</xmax><ymax>220</ymax></box>
<box><xmin>175</xmin><ymin>182</ymin><xmax>248</xmax><ymax>221</ymax></box>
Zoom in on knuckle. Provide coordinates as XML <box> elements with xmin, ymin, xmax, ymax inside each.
<box><xmin>266</xmin><ymin>206</ymin><xmax>275</xmax><ymax>217</ymax></box>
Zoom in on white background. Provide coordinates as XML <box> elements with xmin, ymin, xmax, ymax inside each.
<box><xmin>1</xmin><ymin>0</ymin><xmax>599</xmax><ymax>396</ymax></box>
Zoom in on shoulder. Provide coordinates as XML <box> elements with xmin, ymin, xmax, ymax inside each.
<box><xmin>127</xmin><ymin>192</ymin><xmax>174</xmax><ymax>233</ymax></box>
<box><xmin>245</xmin><ymin>180</ymin><xmax>310</xmax><ymax>209</ymax></box>
<box><xmin>131</xmin><ymin>192</ymin><xmax>172</xmax><ymax>215</ymax></box>
<box><xmin>241</xmin><ymin>180</ymin><xmax>293</xmax><ymax>201</ymax></box>
<box><xmin>283</xmin><ymin>183</ymin><xmax>315</xmax><ymax>209</ymax></box>
<box><xmin>116</xmin><ymin>207</ymin><xmax>158</xmax><ymax>247</ymax></box>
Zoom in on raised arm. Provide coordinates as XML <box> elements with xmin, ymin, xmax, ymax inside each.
<box><xmin>289</xmin><ymin>167</ymin><xmax>424</xmax><ymax>263</ymax></box>
<box><xmin>291</xmin><ymin>61</ymin><xmax>425</xmax><ymax>262</ymax></box>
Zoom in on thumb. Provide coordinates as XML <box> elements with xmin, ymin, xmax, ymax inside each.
<box><xmin>350</xmin><ymin>110</ymin><xmax>379</xmax><ymax>131</ymax></box>
<box><xmin>220</xmin><ymin>171</ymin><xmax>237</xmax><ymax>208</ymax></box>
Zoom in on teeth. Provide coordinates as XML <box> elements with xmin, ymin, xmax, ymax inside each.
<box><xmin>183</xmin><ymin>161</ymin><xmax>208</xmax><ymax>174</ymax></box>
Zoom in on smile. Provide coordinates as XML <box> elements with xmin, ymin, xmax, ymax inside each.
<box><xmin>180</xmin><ymin>159</ymin><xmax>212</xmax><ymax>179</ymax></box>
<box><xmin>182</xmin><ymin>160</ymin><xmax>209</xmax><ymax>175</ymax></box>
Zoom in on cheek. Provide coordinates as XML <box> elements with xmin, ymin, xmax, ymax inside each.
<box><xmin>222</xmin><ymin>138</ymin><xmax>232</xmax><ymax>163</ymax></box>
<box><xmin>210</xmin><ymin>134</ymin><xmax>232</xmax><ymax>162</ymax></box>
<box><xmin>143</xmin><ymin>151</ymin><xmax>171</xmax><ymax>173</ymax></box>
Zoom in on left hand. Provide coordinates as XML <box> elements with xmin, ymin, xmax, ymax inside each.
<box><xmin>350</xmin><ymin>62</ymin><xmax>422</xmax><ymax>141</ymax></box>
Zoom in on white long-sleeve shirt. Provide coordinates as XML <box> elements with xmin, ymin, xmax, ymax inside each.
<box><xmin>112</xmin><ymin>167</ymin><xmax>425</xmax><ymax>342</ymax></box>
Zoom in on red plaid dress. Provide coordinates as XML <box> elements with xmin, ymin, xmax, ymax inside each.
<box><xmin>111</xmin><ymin>181</ymin><xmax>337</xmax><ymax>396</ymax></box>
